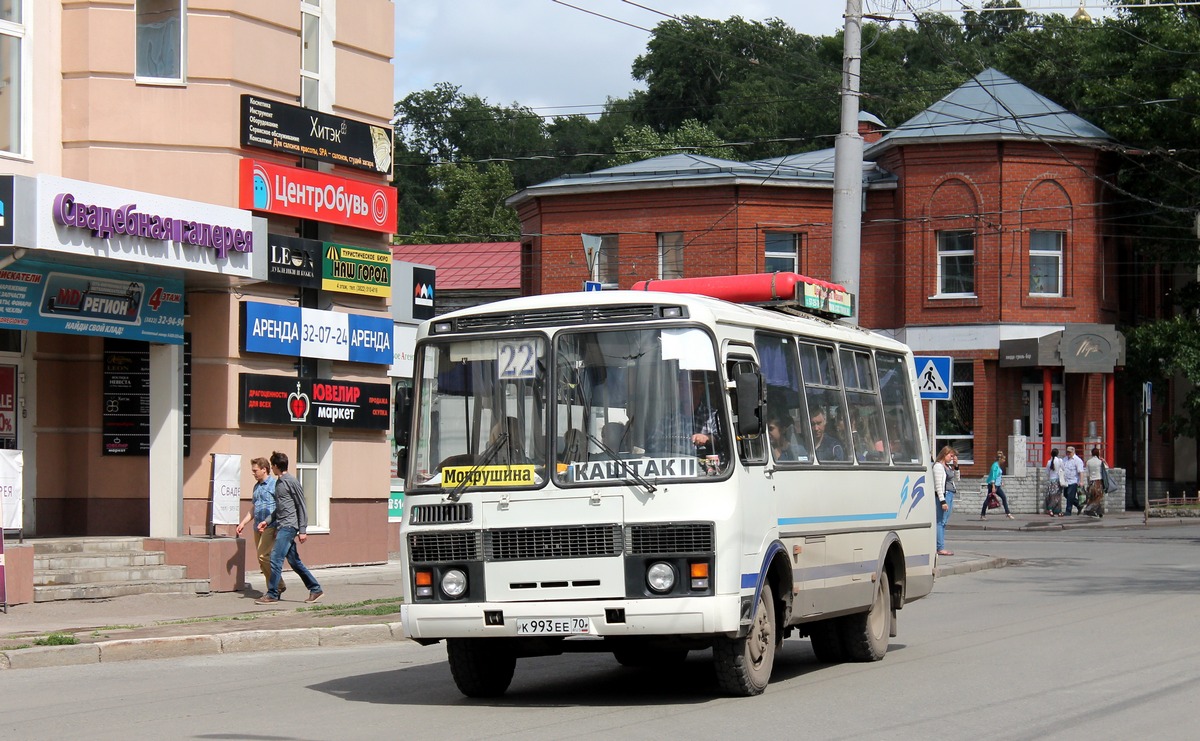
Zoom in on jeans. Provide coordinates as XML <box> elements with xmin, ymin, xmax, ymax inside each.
<box><xmin>980</xmin><ymin>484</ymin><xmax>1011</xmax><ymax>516</ymax></box>
<box><xmin>936</xmin><ymin>490</ymin><xmax>955</xmax><ymax>551</ymax></box>
<box><xmin>266</xmin><ymin>526</ymin><xmax>322</xmax><ymax>599</ymax></box>
<box><xmin>1063</xmin><ymin>483</ymin><xmax>1081</xmax><ymax>515</ymax></box>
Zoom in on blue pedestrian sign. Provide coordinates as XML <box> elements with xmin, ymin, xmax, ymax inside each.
<box><xmin>914</xmin><ymin>356</ymin><xmax>952</xmax><ymax>400</ymax></box>
<box><xmin>583</xmin><ymin>281</ymin><xmax>603</xmax><ymax>292</ymax></box>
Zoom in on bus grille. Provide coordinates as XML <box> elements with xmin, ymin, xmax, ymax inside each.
<box><xmin>409</xmin><ymin>502</ymin><xmax>473</xmax><ymax>525</ymax></box>
<box><xmin>627</xmin><ymin>523</ymin><xmax>715</xmax><ymax>555</ymax></box>
<box><xmin>454</xmin><ymin>304</ymin><xmax>674</xmax><ymax>331</ymax></box>
<box><xmin>408</xmin><ymin>531</ymin><xmax>482</xmax><ymax>563</ymax></box>
<box><xmin>484</xmin><ymin>524</ymin><xmax>623</xmax><ymax>561</ymax></box>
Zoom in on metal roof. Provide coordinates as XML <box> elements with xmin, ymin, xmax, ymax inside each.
<box><xmin>867</xmin><ymin>68</ymin><xmax>1111</xmax><ymax>156</ymax></box>
<box><xmin>391</xmin><ymin>242</ymin><xmax>521</xmax><ymax>290</ymax></box>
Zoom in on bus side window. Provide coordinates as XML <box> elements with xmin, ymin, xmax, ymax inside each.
<box><xmin>877</xmin><ymin>351</ymin><xmax>922</xmax><ymax>464</ymax></box>
<box><xmin>755</xmin><ymin>332</ymin><xmax>811</xmax><ymax>464</ymax></box>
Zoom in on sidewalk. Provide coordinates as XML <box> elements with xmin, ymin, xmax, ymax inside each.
<box><xmin>1</xmin><ymin>510</ymin><xmax>1191</xmax><ymax>670</ymax></box>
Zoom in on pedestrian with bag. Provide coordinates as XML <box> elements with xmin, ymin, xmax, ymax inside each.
<box><xmin>235</xmin><ymin>456</ymin><xmax>286</xmax><ymax>596</ymax></box>
<box><xmin>980</xmin><ymin>450</ymin><xmax>1014</xmax><ymax>520</ymax></box>
<box><xmin>933</xmin><ymin>446</ymin><xmax>959</xmax><ymax>556</ymax></box>
<box><xmin>255</xmin><ymin>451</ymin><xmax>324</xmax><ymax>605</ymax></box>
<box><xmin>1083</xmin><ymin>447</ymin><xmax>1108</xmax><ymax>518</ymax></box>
<box><xmin>1044</xmin><ymin>448</ymin><xmax>1064</xmax><ymax>516</ymax></box>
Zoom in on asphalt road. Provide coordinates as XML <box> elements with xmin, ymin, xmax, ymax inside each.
<box><xmin>3</xmin><ymin>526</ymin><xmax>1198</xmax><ymax>741</ymax></box>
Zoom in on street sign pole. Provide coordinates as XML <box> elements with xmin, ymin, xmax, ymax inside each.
<box><xmin>1144</xmin><ymin>381</ymin><xmax>1151</xmax><ymax>524</ymax></box>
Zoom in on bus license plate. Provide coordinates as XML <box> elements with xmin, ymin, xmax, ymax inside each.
<box><xmin>515</xmin><ymin>617</ymin><xmax>591</xmax><ymax>635</ymax></box>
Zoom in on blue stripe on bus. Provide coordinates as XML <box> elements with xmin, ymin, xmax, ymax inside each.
<box><xmin>777</xmin><ymin>512</ymin><xmax>898</xmax><ymax>526</ymax></box>
<box><xmin>741</xmin><ymin>572</ymin><xmax>759</xmax><ymax>589</ymax></box>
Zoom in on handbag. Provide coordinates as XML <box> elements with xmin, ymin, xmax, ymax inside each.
<box><xmin>985</xmin><ymin>491</ymin><xmax>1001</xmax><ymax>510</ymax></box>
<box><xmin>1101</xmin><ymin>462</ymin><xmax>1117</xmax><ymax>494</ymax></box>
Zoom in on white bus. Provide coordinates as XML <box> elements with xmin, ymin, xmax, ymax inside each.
<box><xmin>397</xmin><ymin>273</ymin><xmax>936</xmax><ymax>697</ymax></box>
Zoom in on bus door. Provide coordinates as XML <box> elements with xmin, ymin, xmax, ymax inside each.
<box><xmin>723</xmin><ymin>350</ymin><xmax>772</xmax><ymax>562</ymax></box>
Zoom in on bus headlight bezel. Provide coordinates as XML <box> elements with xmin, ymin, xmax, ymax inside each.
<box><xmin>646</xmin><ymin>561</ymin><xmax>676</xmax><ymax>594</ymax></box>
<box><xmin>441</xmin><ymin>568</ymin><xmax>468</xmax><ymax>598</ymax></box>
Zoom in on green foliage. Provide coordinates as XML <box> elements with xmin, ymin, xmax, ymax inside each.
<box><xmin>33</xmin><ymin>632</ymin><xmax>79</xmax><ymax>646</ymax></box>
<box><xmin>1124</xmin><ymin>316</ymin><xmax>1200</xmax><ymax>439</ymax></box>
<box><xmin>608</xmin><ymin>119</ymin><xmax>736</xmax><ymax>166</ymax></box>
<box><xmin>404</xmin><ymin>162</ymin><xmax>520</xmax><ymax>244</ymax></box>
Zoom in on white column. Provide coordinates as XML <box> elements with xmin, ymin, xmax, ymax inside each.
<box><xmin>148</xmin><ymin>342</ymin><xmax>184</xmax><ymax>537</ymax></box>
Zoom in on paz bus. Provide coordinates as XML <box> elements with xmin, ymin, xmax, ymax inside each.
<box><xmin>397</xmin><ymin>273</ymin><xmax>936</xmax><ymax>697</ymax></box>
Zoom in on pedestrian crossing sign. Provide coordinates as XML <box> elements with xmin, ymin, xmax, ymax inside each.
<box><xmin>914</xmin><ymin>356</ymin><xmax>952</xmax><ymax>400</ymax></box>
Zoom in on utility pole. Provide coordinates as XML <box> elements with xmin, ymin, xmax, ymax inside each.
<box><xmin>831</xmin><ymin>0</ymin><xmax>863</xmax><ymax>325</ymax></box>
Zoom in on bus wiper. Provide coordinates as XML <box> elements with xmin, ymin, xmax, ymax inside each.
<box><xmin>585</xmin><ymin>432</ymin><xmax>657</xmax><ymax>495</ymax></box>
<box><xmin>446</xmin><ymin>432</ymin><xmax>508</xmax><ymax>503</ymax></box>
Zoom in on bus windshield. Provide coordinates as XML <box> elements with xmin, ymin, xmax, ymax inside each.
<box><xmin>409</xmin><ymin>335</ymin><xmax>549</xmax><ymax>489</ymax></box>
<box><xmin>553</xmin><ymin>326</ymin><xmax>729</xmax><ymax>485</ymax></box>
<box><xmin>408</xmin><ymin>326</ymin><xmax>731</xmax><ymax>492</ymax></box>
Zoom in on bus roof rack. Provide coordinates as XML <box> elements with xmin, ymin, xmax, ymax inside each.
<box><xmin>630</xmin><ymin>272</ymin><xmax>854</xmax><ymax>321</ymax></box>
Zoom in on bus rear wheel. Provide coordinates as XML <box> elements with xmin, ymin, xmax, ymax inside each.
<box><xmin>713</xmin><ymin>581</ymin><xmax>777</xmax><ymax>696</ymax></box>
<box><xmin>446</xmin><ymin>638</ymin><xmax>516</xmax><ymax>698</ymax></box>
<box><xmin>839</xmin><ymin>571</ymin><xmax>892</xmax><ymax>661</ymax></box>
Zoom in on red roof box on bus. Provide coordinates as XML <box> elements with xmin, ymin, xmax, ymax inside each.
<box><xmin>630</xmin><ymin>272</ymin><xmax>854</xmax><ymax>318</ymax></box>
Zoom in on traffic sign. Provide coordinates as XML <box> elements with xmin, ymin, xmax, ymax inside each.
<box><xmin>583</xmin><ymin>281</ymin><xmax>603</xmax><ymax>292</ymax></box>
<box><xmin>914</xmin><ymin>356</ymin><xmax>952</xmax><ymax>400</ymax></box>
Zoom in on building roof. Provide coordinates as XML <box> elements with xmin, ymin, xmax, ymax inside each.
<box><xmin>867</xmin><ymin>68</ymin><xmax>1111</xmax><ymax>156</ymax></box>
<box><xmin>391</xmin><ymin>242</ymin><xmax>521</xmax><ymax>291</ymax></box>
<box><xmin>507</xmin><ymin>152</ymin><xmax>895</xmax><ymax>207</ymax></box>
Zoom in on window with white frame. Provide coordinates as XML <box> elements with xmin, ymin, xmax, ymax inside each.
<box><xmin>135</xmin><ymin>0</ymin><xmax>185</xmax><ymax>82</ymax></box>
<box><xmin>300</xmin><ymin>0</ymin><xmax>320</xmax><ymax>108</ymax></box>
<box><xmin>593</xmin><ymin>234</ymin><xmax>620</xmax><ymax>287</ymax></box>
<box><xmin>764</xmin><ymin>231</ymin><xmax>799</xmax><ymax>273</ymax></box>
<box><xmin>658</xmin><ymin>232</ymin><xmax>683</xmax><ymax>279</ymax></box>
<box><xmin>936</xmin><ymin>229</ymin><xmax>975</xmax><ymax>296</ymax></box>
<box><xmin>0</xmin><ymin>1</ymin><xmax>25</xmax><ymax>155</ymax></box>
<box><xmin>934</xmin><ymin>360</ymin><xmax>974</xmax><ymax>464</ymax></box>
<box><xmin>1029</xmin><ymin>230</ymin><xmax>1064</xmax><ymax>296</ymax></box>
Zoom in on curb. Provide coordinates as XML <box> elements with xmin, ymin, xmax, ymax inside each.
<box><xmin>934</xmin><ymin>556</ymin><xmax>1010</xmax><ymax>577</ymax></box>
<box><xmin>0</xmin><ymin>621</ymin><xmax>407</xmax><ymax>671</ymax></box>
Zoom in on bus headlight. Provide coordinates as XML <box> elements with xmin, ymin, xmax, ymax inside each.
<box><xmin>441</xmin><ymin>568</ymin><xmax>467</xmax><ymax>598</ymax></box>
<box><xmin>646</xmin><ymin>562</ymin><xmax>676</xmax><ymax>594</ymax></box>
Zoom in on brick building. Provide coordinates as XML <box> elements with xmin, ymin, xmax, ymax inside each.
<box><xmin>508</xmin><ymin>69</ymin><xmax>1145</xmax><ymax>484</ymax></box>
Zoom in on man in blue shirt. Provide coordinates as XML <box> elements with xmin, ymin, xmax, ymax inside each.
<box><xmin>255</xmin><ymin>451</ymin><xmax>324</xmax><ymax>605</ymax></box>
<box><xmin>235</xmin><ymin>457</ymin><xmax>285</xmax><ymax>595</ymax></box>
<box><xmin>1061</xmin><ymin>446</ymin><xmax>1087</xmax><ymax>516</ymax></box>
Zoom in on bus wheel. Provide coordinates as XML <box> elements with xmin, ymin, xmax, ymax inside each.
<box><xmin>839</xmin><ymin>571</ymin><xmax>891</xmax><ymax>661</ymax></box>
<box><xmin>446</xmin><ymin>638</ymin><xmax>516</xmax><ymax>698</ymax></box>
<box><xmin>807</xmin><ymin>618</ymin><xmax>845</xmax><ymax>663</ymax></box>
<box><xmin>713</xmin><ymin>581</ymin><xmax>776</xmax><ymax>696</ymax></box>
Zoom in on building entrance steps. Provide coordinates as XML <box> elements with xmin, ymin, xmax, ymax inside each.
<box><xmin>30</xmin><ymin>537</ymin><xmax>210</xmax><ymax>603</ymax></box>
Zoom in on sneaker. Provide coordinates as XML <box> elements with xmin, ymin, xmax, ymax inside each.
<box><xmin>305</xmin><ymin>590</ymin><xmax>324</xmax><ymax>604</ymax></box>
<box><xmin>255</xmin><ymin>595</ymin><xmax>280</xmax><ymax>605</ymax></box>
<box><xmin>279</xmin><ymin>582</ymin><xmax>287</xmax><ymax>594</ymax></box>
<box><xmin>1006</xmin><ymin>514</ymin><xmax>1015</xmax><ymax>519</ymax></box>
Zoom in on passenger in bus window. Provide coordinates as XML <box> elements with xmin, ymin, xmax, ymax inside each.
<box><xmin>647</xmin><ymin>374</ymin><xmax>722</xmax><ymax>459</ymax></box>
<box><xmin>809</xmin><ymin>407</ymin><xmax>846</xmax><ymax>462</ymax></box>
<box><xmin>768</xmin><ymin>413</ymin><xmax>807</xmax><ymax>462</ymax></box>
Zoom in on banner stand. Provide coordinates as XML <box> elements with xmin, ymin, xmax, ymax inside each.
<box><xmin>1</xmin><ymin>527</ymin><xmax>7</xmax><ymax>613</ymax></box>
<box><xmin>209</xmin><ymin>453</ymin><xmax>242</xmax><ymax>537</ymax></box>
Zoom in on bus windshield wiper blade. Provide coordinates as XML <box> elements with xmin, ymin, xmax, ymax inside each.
<box><xmin>446</xmin><ymin>432</ymin><xmax>507</xmax><ymax>503</ymax></box>
<box><xmin>585</xmin><ymin>432</ymin><xmax>657</xmax><ymax>495</ymax></box>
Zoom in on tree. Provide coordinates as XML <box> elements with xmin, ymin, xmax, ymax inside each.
<box><xmin>608</xmin><ymin>119</ymin><xmax>736</xmax><ymax>166</ymax></box>
<box><xmin>408</xmin><ymin>162</ymin><xmax>520</xmax><ymax>243</ymax></box>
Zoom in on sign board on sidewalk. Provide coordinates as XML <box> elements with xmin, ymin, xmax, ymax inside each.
<box><xmin>0</xmin><ymin>449</ymin><xmax>22</xmax><ymax>530</ymax></box>
<box><xmin>210</xmin><ymin>453</ymin><xmax>242</xmax><ymax>527</ymax></box>
<box><xmin>914</xmin><ymin>356</ymin><xmax>953</xmax><ymax>400</ymax></box>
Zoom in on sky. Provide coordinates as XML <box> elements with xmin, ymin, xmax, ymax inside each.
<box><xmin>393</xmin><ymin>0</ymin><xmax>849</xmax><ymax>115</ymax></box>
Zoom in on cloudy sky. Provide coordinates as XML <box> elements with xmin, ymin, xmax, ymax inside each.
<box><xmin>393</xmin><ymin>1</ymin><xmax>850</xmax><ymax>114</ymax></box>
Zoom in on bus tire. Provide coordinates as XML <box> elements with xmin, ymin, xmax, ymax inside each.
<box><xmin>807</xmin><ymin>618</ymin><xmax>845</xmax><ymax>663</ymax></box>
<box><xmin>839</xmin><ymin>571</ymin><xmax>891</xmax><ymax>661</ymax></box>
<box><xmin>446</xmin><ymin>638</ymin><xmax>516</xmax><ymax>698</ymax></box>
<box><xmin>713</xmin><ymin>581</ymin><xmax>776</xmax><ymax>696</ymax></box>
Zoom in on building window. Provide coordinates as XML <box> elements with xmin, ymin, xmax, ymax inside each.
<box><xmin>300</xmin><ymin>1</ymin><xmax>320</xmax><ymax>108</ymax></box>
<box><xmin>592</xmin><ymin>234</ymin><xmax>619</xmax><ymax>287</ymax></box>
<box><xmin>0</xmin><ymin>1</ymin><xmax>25</xmax><ymax>156</ymax></box>
<box><xmin>936</xmin><ymin>230</ymin><xmax>975</xmax><ymax>296</ymax></box>
<box><xmin>658</xmin><ymin>232</ymin><xmax>683</xmax><ymax>280</ymax></box>
<box><xmin>764</xmin><ymin>231</ymin><xmax>799</xmax><ymax>273</ymax></box>
<box><xmin>934</xmin><ymin>360</ymin><xmax>974</xmax><ymax>464</ymax></box>
<box><xmin>1029</xmin><ymin>230</ymin><xmax>1064</xmax><ymax>296</ymax></box>
<box><xmin>136</xmin><ymin>0</ymin><xmax>186</xmax><ymax>82</ymax></box>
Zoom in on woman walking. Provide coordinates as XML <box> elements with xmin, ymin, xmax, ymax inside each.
<box><xmin>933</xmin><ymin>446</ymin><xmax>959</xmax><ymax>556</ymax></box>
<box><xmin>980</xmin><ymin>450</ymin><xmax>1015</xmax><ymax>520</ymax></box>
<box><xmin>1044</xmin><ymin>448</ymin><xmax>1064</xmax><ymax>517</ymax></box>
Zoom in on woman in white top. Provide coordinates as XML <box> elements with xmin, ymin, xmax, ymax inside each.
<box><xmin>1044</xmin><ymin>448</ymin><xmax>1064</xmax><ymax>517</ymax></box>
<box><xmin>1083</xmin><ymin>447</ymin><xmax>1107</xmax><ymax>518</ymax></box>
<box><xmin>933</xmin><ymin>446</ymin><xmax>958</xmax><ymax>556</ymax></box>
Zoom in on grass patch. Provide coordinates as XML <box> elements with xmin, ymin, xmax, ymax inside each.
<box><xmin>0</xmin><ymin>643</ymin><xmax>32</xmax><ymax>651</ymax></box>
<box><xmin>33</xmin><ymin>632</ymin><xmax>79</xmax><ymax>646</ymax></box>
<box><xmin>297</xmin><ymin>597</ymin><xmax>403</xmax><ymax>617</ymax></box>
<box><xmin>158</xmin><ymin>613</ymin><xmax>266</xmax><ymax>627</ymax></box>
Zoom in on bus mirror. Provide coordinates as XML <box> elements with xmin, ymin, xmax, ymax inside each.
<box><xmin>394</xmin><ymin>386</ymin><xmax>413</xmax><ymax>471</ymax></box>
<box><xmin>735</xmin><ymin>372</ymin><xmax>764</xmax><ymax>437</ymax></box>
